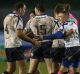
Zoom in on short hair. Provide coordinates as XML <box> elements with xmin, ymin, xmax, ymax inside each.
<box><xmin>35</xmin><ymin>3</ymin><xmax>45</xmax><ymax>12</ymax></box>
<box><xmin>29</xmin><ymin>10</ymin><xmax>35</xmax><ymax>15</ymax></box>
<box><xmin>54</xmin><ymin>4</ymin><xmax>69</xmax><ymax>14</ymax></box>
<box><xmin>14</xmin><ymin>2</ymin><xmax>25</xmax><ymax>11</ymax></box>
<box><xmin>63</xmin><ymin>3</ymin><xmax>71</xmax><ymax>12</ymax></box>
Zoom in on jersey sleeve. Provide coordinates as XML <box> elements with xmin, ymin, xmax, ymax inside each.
<box><xmin>24</xmin><ymin>20</ymin><xmax>31</xmax><ymax>32</ymax></box>
<box><xmin>43</xmin><ymin>31</ymin><xmax>64</xmax><ymax>40</ymax></box>
<box><xmin>29</xmin><ymin>19</ymin><xmax>38</xmax><ymax>35</ymax></box>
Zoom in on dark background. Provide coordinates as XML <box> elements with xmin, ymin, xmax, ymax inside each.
<box><xmin>0</xmin><ymin>0</ymin><xmax>80</xmax><ymax>31</ymax></box>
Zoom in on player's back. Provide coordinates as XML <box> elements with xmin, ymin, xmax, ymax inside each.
<box><xmin>30</xmin><ymin>14</ymin><xmax>54</xmax><ymax>36</ymax></box>
<box><xmin>4</xmin><ymin>13</ymin><xmax>23</xmax><ymax>48</ymax></box>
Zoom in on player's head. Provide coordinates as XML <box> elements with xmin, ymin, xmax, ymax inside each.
<box><xmin>35</xmin><ymin>4</ymin><xmax>45</xmax><ymax>15</ymax></box>
<box><xmin>14</xmin><ymin>2</ymin><xmax>26</xmax><ymax>16</ymax></box>
<box><xmin>29</xmin><ymin>10</ymin><xmax>35</xmax><ymax>19</ymax></box>
<box><xmin>54</xmin><ymin>4</ymin><xmax>70</xmax><ymax>23</ymax></box>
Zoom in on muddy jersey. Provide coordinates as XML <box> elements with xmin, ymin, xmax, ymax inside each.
<box><xmin>25</xmin><ymin>15</ymin><xmax>55</xmax><ymax>42</ymax></box>
<box><xmin>4</xmin><ymin>13</ymin><xmax>23</xmax><ymax>48</ymax></box>
<box><xmin>24</xmin><ymin>18</ymin><xmax>34</xmax><ymax>32</ymax></box>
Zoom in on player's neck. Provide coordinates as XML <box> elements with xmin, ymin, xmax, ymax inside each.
<box><xmin>16</xmin><ymin>11</ymin><xmax>21</xmax><ymax>17</ymax></box>
<box><xmin>37</xmin><ymin>12</ymin><xmax>45</xmax><ymax>16</ymax></box>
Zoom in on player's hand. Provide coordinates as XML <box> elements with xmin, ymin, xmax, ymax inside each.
<box><xmin>33</xmin><ymin>39</ymin><xmax>42</xmax><ymax>47</ymax></box>
<box><xmin>64</xmin><ymin>29</ymin><xmax>74</xmax><ymax>36</ymax></box>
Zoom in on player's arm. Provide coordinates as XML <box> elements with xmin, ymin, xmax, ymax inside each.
<box><xmin>16</xmin><ymin>29</ymin><xmax>35</xmax><ymax>44</ymax></box>
<box><xmin>42</xmin><ymin>25</ymin><xmax>75</xmax><ymax>40</ymax></box>
<box><xmin>15</xmin><ymin>17</ymin><xmax>37</xmax><ymax>45</ymax></box>
<box><xmin>23</xmin><ymin>20</ymin><xmax>34</xmax><ymax>38</ymax></box>
<box><xmin>41</xmin><ymin>31</ymin><xmax>64</xmax><ymax>40</ymax></box>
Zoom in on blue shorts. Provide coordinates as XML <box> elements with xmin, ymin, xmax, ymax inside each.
<box><xmin>62</xmin><ymin>59</ymin><xmax>79</xmax><ymax>68</ymax></box>
<box><xmin>61</xmin><ymin>46</ymin><xmax>80</xmax><ymax>68</ymax></box>
<box><xmin>31</xmin><ymin>42</ymin><xmax>52</xmax><ymax>59</ymax></box>
<box><xmin>5</xmin><ymin>46</ymin><xmax>29</xmax><ymax>62</ymax></box>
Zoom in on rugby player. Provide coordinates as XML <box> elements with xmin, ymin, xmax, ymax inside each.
<box><xmin>2</xmin><ymin>2</ymin><xmax>40</xmax><ymax>74</ymax></box>
<box><xmin>40</xmin><ymin>4</ymin><xmax>80</xmax><ymax>74</ymax></box>
<box><xmin>25</xmin><ymin>4</ymin><xmax>55</xmax><ymax>74</ymax></box>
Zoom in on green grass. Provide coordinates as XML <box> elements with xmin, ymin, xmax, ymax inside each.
<box><xmin>0</xmin><ymin>61</ymin><xmax>6</xmax><ymax>73</ymax></box>
<box><xmin>1</xmin><ymin>61</ymin><xmax>80</xmax><ymax>74</ymax></box>
<box><xmin>0</xmin><ymin>46</ymin><xmax>80</xmax><ymax>74</ymax></box>
<box><xmin>0</xmin><ymin>61</ymin><xmax>48</xmax><ymax>74</ymax></box>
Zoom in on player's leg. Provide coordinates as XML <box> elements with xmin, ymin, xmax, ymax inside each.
<box><xmin>52</xmin><ymin>62</ymin><xmax>60</xmax><ymax>74</ymax></box>
<box><xmin>44</xmin><ymin>58</ymin><xmax>53</xmax><ymax>74</ymax></box>
<box><xmin>17</xmin><ymin>60</ymin><xmax>26</xmax><ymax>74</ymax></box>
<box><xmin>28</xmin><ymin>58</ymin><xmax>39</xmax><ymax>74</ymax></box>
<box><xmin>7</xmin><ymin>62</ymin><xmax>16</xmax><ymax>74</ymax></box>
<box><xmin>72</xmin><ymin>62</ymin><xmax>79</xmax><ymax>74</ymax></box>
<box><xmin>2</xmin><ymin>62</ymin><xmax>16</xmax><ymax>74</ymax></box>
<box><xmin>58</xmin><ymin>61</ymin><xmax>69</xmax><ymax>74</ymax></box>
<box><xmin>51</xmin><ymin>47</ymin><xmax>65</xmax><ymax>74</ymax></box>
<box><xmin>2</xmin><ymin>48</ymin><xmax>16</xmax><ymax>74</ymax></box>
<box><xmin>68</xmin><ymin>47</ymin><xmax>80</xmax><ymax>74</ymax></box>
<box><xmin>50</xmin><ymin>48</ymin><xmax>60</xmax><ymax>74</ymax></box>
<box><xmin>58</xmin><ymin>47</ymin><xmax>70</xmax><ymax>74</ymax></box>
<box><xmin>16</xmin><ymin>47</ymin><xmax>26</xmax><ymax>74</ymax></box>
<box><xmin>28</xmin><ymin>46</ymin><xmax>41</xmax><ymax>74</ymax></box>
<box><xmin>43</xmin><ymin>42</ymin><xmax>54</xmax><ymax>74</ymax></box>
<box><xmin>57</xmin><ymin>47</ymin><xmax>68</xmax><ymax>74</ymax></box>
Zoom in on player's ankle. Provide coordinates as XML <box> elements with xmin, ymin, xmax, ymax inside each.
<box><xmin>2</xmin><ymin>71</ymin><xmax>10</xmax><ymax>74</ymax></box>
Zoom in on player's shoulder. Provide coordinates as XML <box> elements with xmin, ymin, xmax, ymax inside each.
<box><xmin>48</xmin><ymin>16</ymin><xmax>55</xmax><ymax>20</ymax></box>
<box><xmin>4</xmin><ymin>14</ymin><xmax>12</xmax><ymax>23</ymax></box>
<box><xmin>31</xmin><ymin>15</ymin><xmax>53</xmax><ymax>23</ymax></box>
<box><xmin>30</xmin><ymin>17</ymin><xmax>37</xmax><ymax>22</ymax></box>
<box><xmin>34</xmin><ymin>15</ymin><xmax>49</xmax><ymax>20</ymax></box>
<box><xmin>5</xmin><ymin>13</ymin><xmax>19</xmax><ymax>20</ymax></box>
